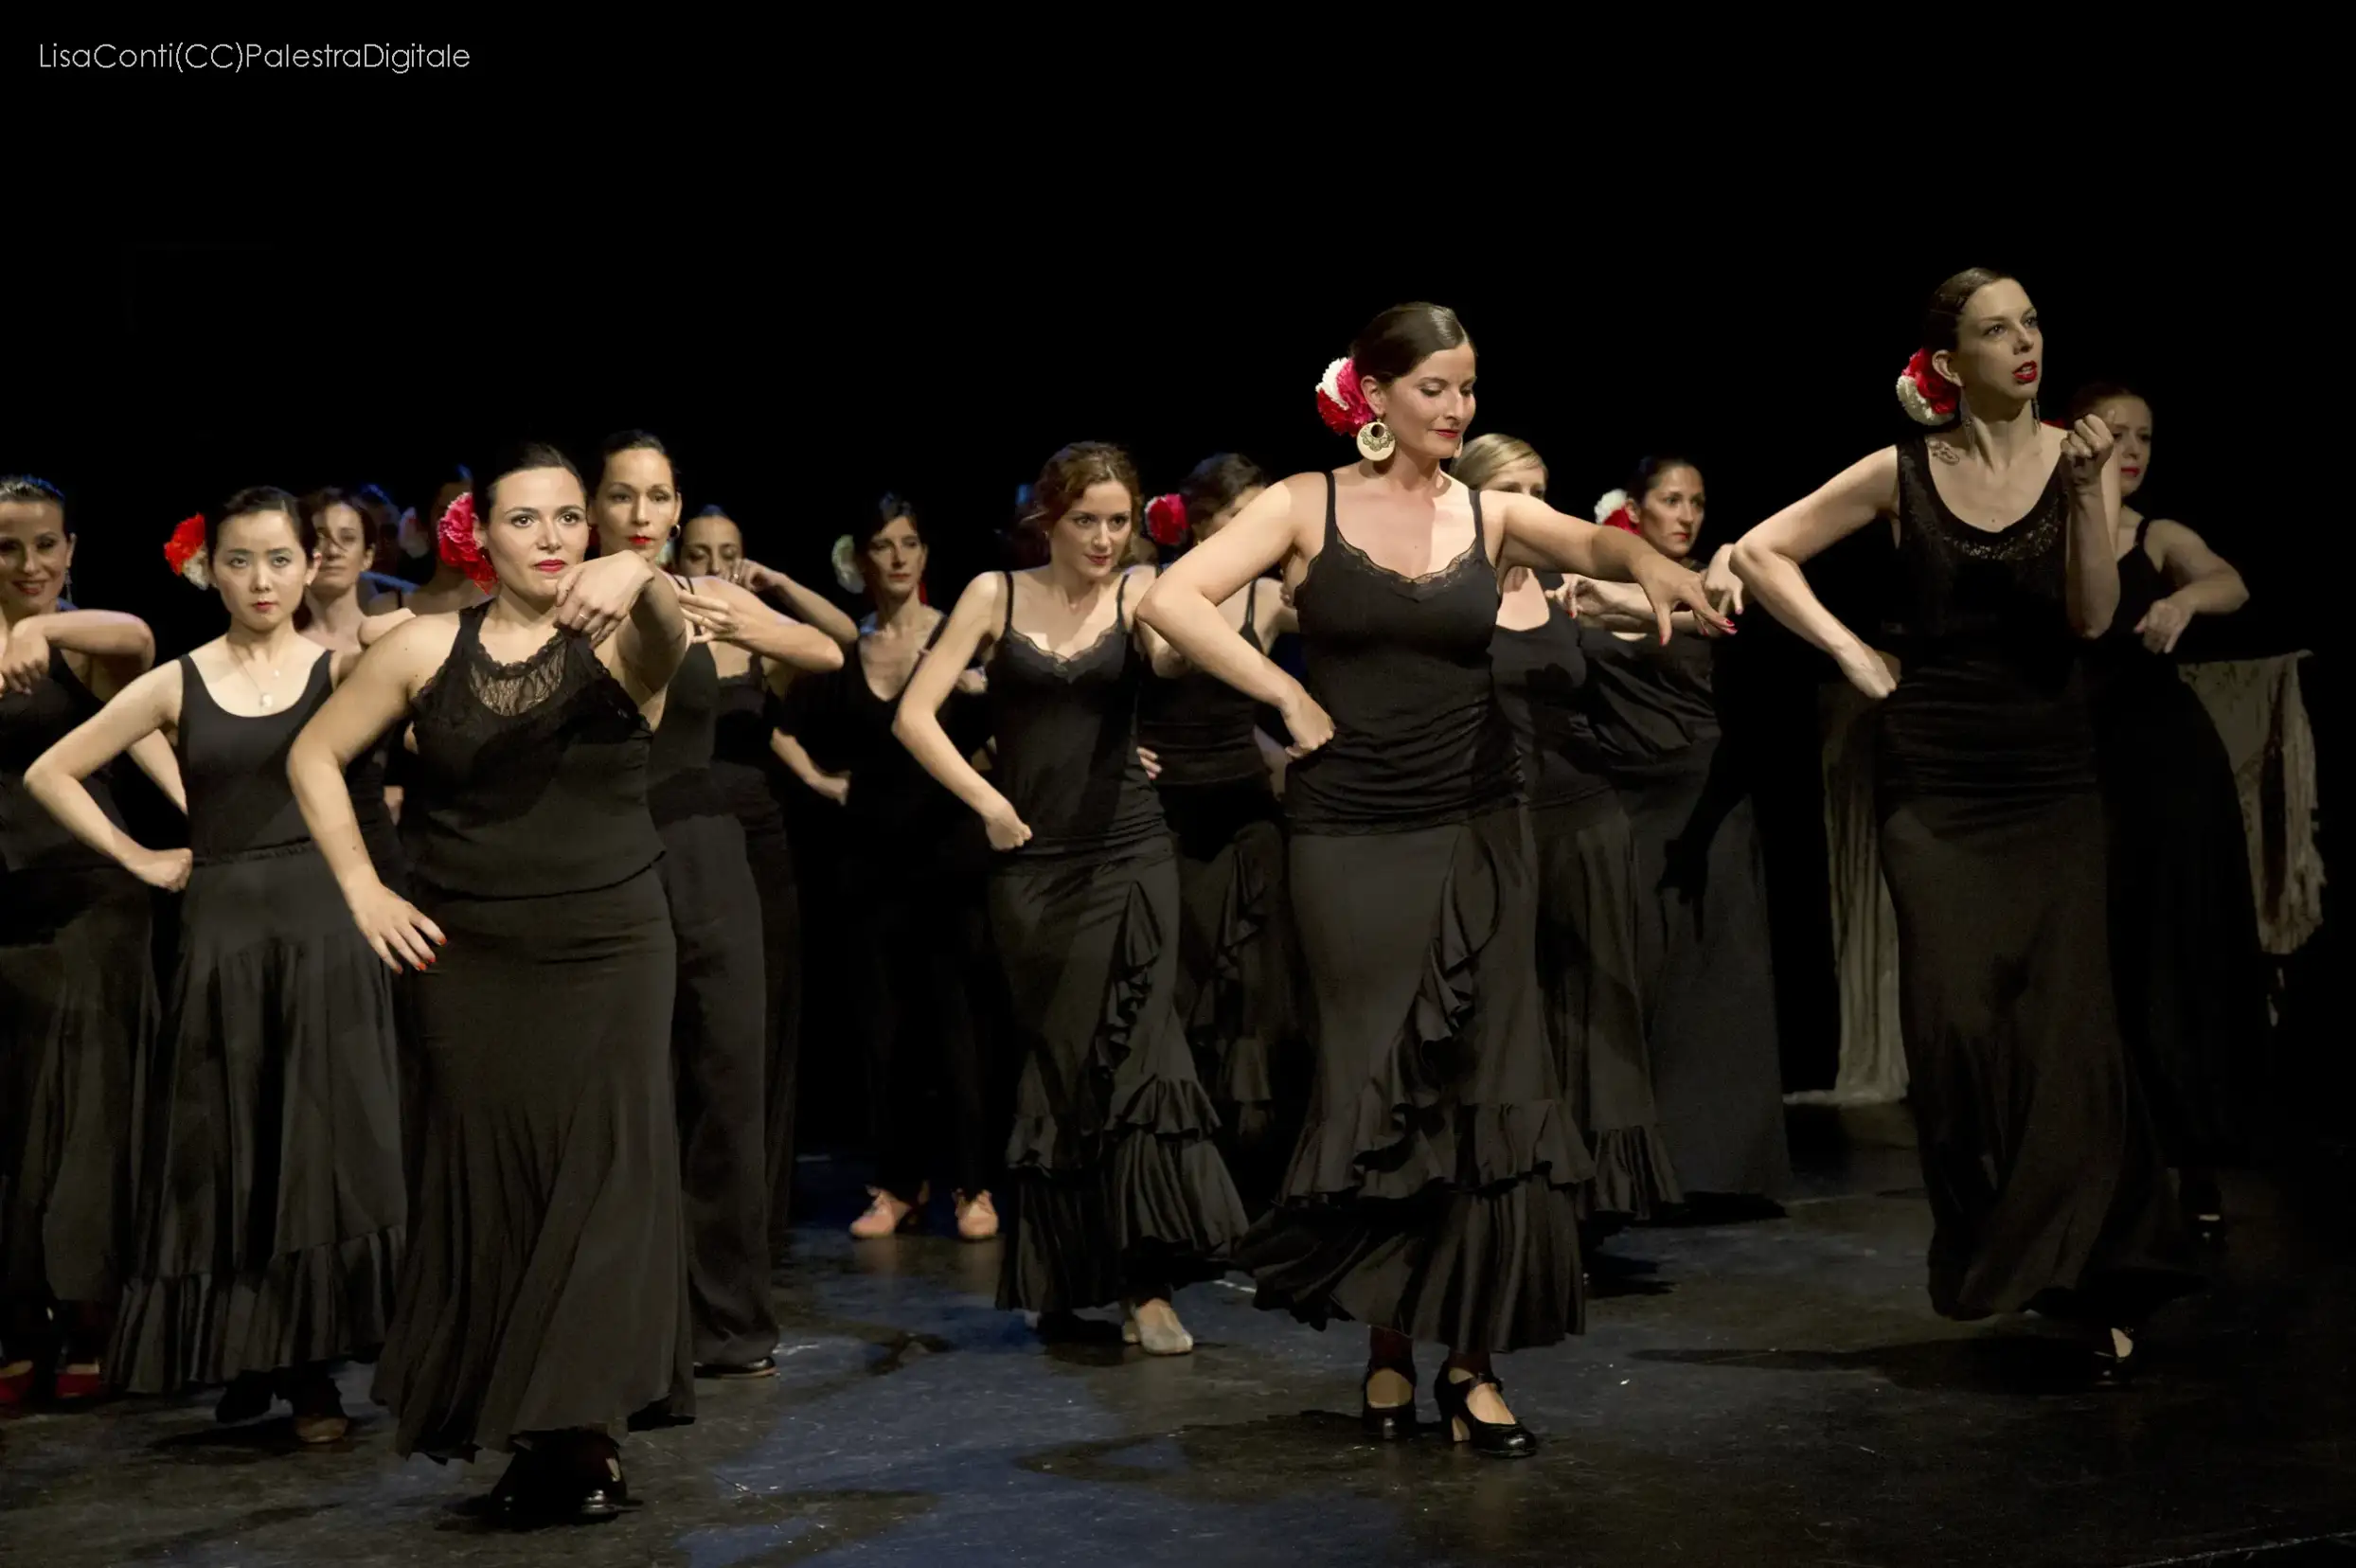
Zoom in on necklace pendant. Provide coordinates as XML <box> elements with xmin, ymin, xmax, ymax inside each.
<box><xmin>259</xmin><ymin>693</ymin><xmax>275</xmax><ymax>708</ymax></box>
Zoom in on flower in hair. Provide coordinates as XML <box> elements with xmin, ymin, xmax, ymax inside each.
<box><xmin>163</xmin><ymin>514</ymin><xmax>211</xmax><ymax>589</ymax></box>
<box><xmin>437</xmin><ymin>492</ymin><xmax>499</xmax><ymax>590</ymax></box>
<box><xmin>1895</xmin><ymin>348</ymin><xmax>1960</xmax><ymax>426</ymax></box>
<box><xmin>830</xmin><ymin>534</ymin><xmax>864</xmax><ymax>594</ymax></box>
<box><xmin>1144</xmin><ymin>493</ymin><xmax>1188</xmax><ymax>548</ymax></box>
<box><xmin>1315</xmin><ymin>357</ymin><xmax>1375</xmax><ymax>437</ymax></box>
<box><xmin>1593</xmin><ymin>490</ymin><xmax>1641</xmax><ymax>535</ymax></box>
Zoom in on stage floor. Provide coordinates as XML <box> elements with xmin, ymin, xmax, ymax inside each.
<box><xmin>5</xmin><ymin>1139</ymin><xmax>2353</xmax><ymax>1568</ymax></box>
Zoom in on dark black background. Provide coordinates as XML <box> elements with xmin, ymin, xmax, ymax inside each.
<box><xmin>6</xmin><ymin>39</ymin><xmax>2336</xmax><ymax>1106</ymax></box>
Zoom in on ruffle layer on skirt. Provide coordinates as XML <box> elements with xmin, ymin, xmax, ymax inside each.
<box><xmin>109</xmin><ymin>1226</ymin><xmax>402</xmax><ymax>1393</ymax></box>
<box><xmin>1180</xmin><ymin>813</ymin><xmax>1285</xmax><ymax>1115</ymax></box>
<box><xmin>1584</xmin><ymin>1125</ymin><xmax>1684</xmax><ymax>1224</ymax></box>
<box><xmin>1246</xmin><ymin>809</ymin><xmax>1586</xmax><ymax>1352</ymax></box>
<box><xmin>1279</xmin><ymin>817</ymin><xmax>1590</xmax><ymax>1205</ymax></box>
<box><xmin>992</xmin><ymin>850</ymin><xmax>1247</xmax><ymax>1313</ymax></box>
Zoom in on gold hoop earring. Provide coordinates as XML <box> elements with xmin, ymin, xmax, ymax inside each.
<box><xmin>1356</xmin><ymin>420</ymin><xmax>1396</xmax><ymax>462</ymax></box>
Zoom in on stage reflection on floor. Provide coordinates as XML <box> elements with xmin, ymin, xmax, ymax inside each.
<box><xmin>5</xmin><ymin>1130</ymin><xmax>2354</xmax><ymax>1568</ymax></box>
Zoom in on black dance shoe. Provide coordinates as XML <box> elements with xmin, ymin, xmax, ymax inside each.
<box><xmin>694</xmin><ymin>1355</ymin><xmax>778</xmax><ymax>1380</ymax></box>
<box><xmin>1435</xmin><ymin>1368</ymin><xmax>1537</xmax><ymax>1458</ymax></box>
<box><xmin>1360</xmin><ymin>1359</ymin><xmax>1418</xmax><ymax>1441</ymax></box>
<box><xmin>493</xmin><ymin>1434</ymin><xmax>631</xmax><ymax>1524</ymax></box>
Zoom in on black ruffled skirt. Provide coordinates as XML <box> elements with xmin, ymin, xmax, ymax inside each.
<box><xmin>989</xmin><ymin>838</ymin><xmax>1248</xmax><ymax>1313</ymax></box>
<box><xmin>1529</xmin><ymin>798</ymin><xmax>1680</xmax><ymax>1221</ymax></box>
<box><xmin>1</xmin><ymin>866</ymin><xmax>152</xmax><ymax>1316</ymax></box>
<box><xmin>1239</xmin><ymin>806</ymin><xmax>1586</xmax><ymax>1353</ymax></box>
<box><xmin>1162</xmin><ymin>778</ymin><xmax>1300</xmax><ymax>1201</ymax></box>
<box><xmin>109</xmin><ymin>845</ymin><xmax>405</xmax><ymax>1394</ymax></box>
<box><xmin>375</xmin><ymin>865</ymin><xmax>693</xmax><ymax>1459</ymax></box>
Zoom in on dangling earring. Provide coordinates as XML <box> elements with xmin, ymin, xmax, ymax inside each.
<box><xmin>1356</xmin><ymin>419</ymin><xmax>1396</xmax><ymax>462</ymax></box>
<box><xmin>61</xmin><ymin>568</ymin><xmax>76</xmax><ymax>607</ymax></box>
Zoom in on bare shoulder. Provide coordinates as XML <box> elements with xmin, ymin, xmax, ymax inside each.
<box><xmin>370</xmin><ymin>611</ymin><xmax>463</xmax><ymax>686</ymax></box>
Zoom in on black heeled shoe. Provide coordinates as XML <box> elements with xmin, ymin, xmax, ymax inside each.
<box><xmin>1360</xmin><ymin>1360</ymin><xmax>1418</xmax><ymax>1441</ymax></box>
<box><xmin>493</xmin><ymin>1434</ymin><xmax>631</xmax><ymax>1523</ymax></box>
<box><xmin>1435</xmin><ymin>1367</ymin><xmax>1537</xmax><ymax>1458</ymax></box>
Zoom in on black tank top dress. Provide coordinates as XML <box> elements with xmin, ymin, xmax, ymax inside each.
<box><xmin>0</xmin><ymin>646</ymin><xmax>154</xmax><ymax>1317</ymax></box>
<box><xmin>1139</xmin><ymin>581</ymin><xmax>1294</xmax><ymax>1177</ymax></box>
<box><xmin>1875</xmin><ymin>436</ymin><xmax>2198</xmax><ymax>1323</ymax></box>
<box><xmin>373</xmin><ymin>605</ymin><xmax>693</xmax><ymax>1458</ymax></box>
<box><xmin>982</xmin><ymin>570</ymin><xmax>1246</xmax><ymax>1315</ymax></box>
<box><xmin>1579</xmin><ymin>616</ymin><xmax>1791</xmax><ymax>1203</ymax></box>
<box><xmin>1238</xmin><ymin>473</ymin><xmax>1586</xmax><ymax>1354</ymax></box>
<box><xmin>1490</xmin><ymin>597</ymin><xmax>1682</xmax><ymax>1221</ymax></box>
<box><xmin>2087</xmin><ymin>518</ymin><xmax>2266</xmax><ymax>1170</ymax></box>
<box><xmin>108</xmin><ymin>651</ymin><xmax>405</xmax><ymax>1395</ymax></box>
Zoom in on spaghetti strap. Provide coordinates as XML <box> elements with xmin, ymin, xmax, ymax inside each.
<box><xmin>1468</xmin><ymin>484</ymin><xmax>1486</xmax><ymax>560</ymax></box>
<box><xmin>1322</xmin><ymin>470</ymin><xmax>1339</xmax><ymax>546</ymax></box>
<box><xmin>1001</xmin><ymin>571</ymin><xmax>1016</xmax><ymax>638</ymax></box>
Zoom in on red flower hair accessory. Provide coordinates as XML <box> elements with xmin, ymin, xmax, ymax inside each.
<box><xmin>437</xmin><ymin>491</ymin><xmax>498</xmax><ymax>590</ymax></box>
<box><xmin>1144</xmin><ymin>493</ymin><xmax>1188</xmax><ymax>548</ymax></box>
<box><xmin>163</xmin><ymin>514</ymin><xmax>211</xmax><ymax>589</ymax></box>
<box><xmin>1592</xmin><ymin>490</ymin><xmax>1642</xmax><ymax>535</ymax></box>
<box><xmin>1315</xmin><ymin>357</ymin><xmax>1375</xmax><ymax>437</ymax></box>
<box><xmin>1895</xmin><ymin>348</ymin><xmax>1959</xmax><ymax>426</ymax></box>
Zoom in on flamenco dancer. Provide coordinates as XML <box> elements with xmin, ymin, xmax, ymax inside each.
<box><xmin>1568</xmin><ymin>458</ymin><xmax>1791</xmax><ymax>1207</ymax></box>
<box><xmin>1730</xmin><ymin>268</ymin><xmax>2201</xmax><ymax>1377</ymax></box>
<box><xmin>27</xmin><ymin>489</ymin><xmax>404</xmax><ymax>1441</ymax></box>
<box><xmin>896</xmin><ymin>443</ymin><xmax>1246</xmax><ymax>1353</ymax></box>
<box><xmin>777</xmin><ymin>496</ymin><xmax>1003</xmax><ymax>1242</ymax></box>
<box><xmin>675</xmin><ymin>505</ymin><xmax>843</xmax><ymax>1248</ymax></box>
<box><xmin>1135</xmin><ymin>456</ymin><xmax>1302</xmax><ymax>1203</ymax></box>
<box><xmin>1139</xmin><ymin>305</ymin><xmax>1722</xmax><ymax>1452</ymax></box>
<box><xmin>298</xmin><ymin>489</ymin><xmax>410</xmax><ymax>891</ymax></box>
<box><xmin>1453</xmin><ymin>436</ymin><xmax>1682</xmax><ymax>1228</ymax></box>
<box><xmin>0</xmin><ymin>476</ymin><xmax>174</xmax><ymax>1405</ymax></box>
<box><xmin>595</xmin><ymin>432</ymin><xmax>843</xmax><ymax>1378</ymax></box>
<box><xmin>288</xmin><ymin>442</ymin><xmax>694</xmax><ymax>1518</ymax></box>
<box><xmin>2071</xmin><ymin>382</ymin><xmax>2266</xmax><ymax>1239</ymax></box>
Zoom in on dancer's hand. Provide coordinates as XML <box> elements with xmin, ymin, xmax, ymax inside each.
<box><xmin>955</xmin><ymin>667</ymin><xmax>987</xmax><ymax>697</ymax></box>
<box><xmin>553</xmin><ymin>552</ymin><xmax>655</xmax><ymax>643</ymax></box>
<box><xmin>733</xmin><ymin>559</ymin><xmax>788</xmax><ymax>595</ymax></box>
<box><xmin>675</xmin><ymin>588</ymin><xmax>741</xmax><ymax>646</ymax></box>
<box><xmin>812</xmin><ymin>772</ymin><xmax>850</xmax><ymax>806</ymax></box>
<box><xmin>982</xmin><ymin>797</ymin><xmax>1032</xmax><ymax>851</ymax></box>
<box><xmin>1276</xmin><ymin>683</ymin><xmax>1334</xmax><ymax>758</ymax></box>
<box><xmin>347</xmin><ymin>881</ymin><xmax>446</xmax><ymax>972</ymax></box>
<box><xmin>2062</xmin><ymin>415</ymin><xmax>2115</xmax><ymax>491</ymax></box>
<box><xmin>1137</xmin><ymin>747</ymin><xmax>1162</xmax><ymax>781</ymax></box>
<box><xmin>1630</xmin><ymin>554</ymin><xmax>1733</xmax><ymax>643</ymax></box>
<box><xmin>1702</xmin><ymin>545</ymin><xmax>1746</xmax><ymax>617</ymax></box>
<box><xmin>2135</xmin><ymin>596</ymin><xmax>2194</xmax><ymax>654</ymax></box>
<box><xmin>130</xmin><ymin>846</ymin><xmax>192</xmax><ymax>892</ymax></box>
<box><xmin>1835</xmin><ymin>641</ymin><xmax>1900</xmax><ymax>701</ymax></box>
<box><xmin>1</xmin><ymin>617</ymin><xmax>48</xmax><ymax>694</ymax></box>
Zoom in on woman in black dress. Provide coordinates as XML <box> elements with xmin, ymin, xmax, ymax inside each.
<box><xmin>27</xmin><ymin>489</ymin><xmax>403</xmax><ymax>1442</ymax></box>
<box><xmin>676</xmin><ymin>505</ymin><xmax>854</xmax><ymax>1250</ymax></box>
<box><xmin>1568</xmin><ymin>457</ymin><xmax>1790</xmax><ymax>1207</ymax></box>
<box><xmin>289</xmin><ymin>442</ymin><xmax>693</xmax><ymax>1518</ymax></box>
<box><xmin>297</xmin><ymin>489</ymin><xmax>409</xmax><ymax>892</ymax></box>
<box><xmin>1454</xmin><ymin>437</ymin><xmax>1682</xmax><ymax>1229</ymax></box>
<box><xmin>1140</xmin><ymin>305</ymin><xmax>1721</xmax><ymax>1454</ymax></box>
<box><xmin>777</xmin><ymin>496</ymin><xmax>1004</xmax><ymax>1242</ymax></box>
<box><xmin>1138</xmin><ymin>454</ymin><xmax>1301</xmax><ymax>1203</ymax></box>
<box><xmin>0</xmin><ymin>475</ymin><xmax>175</xmax><ymax>1405</ymax></box>
<box><xmin>897</xmin><ymin>444</ymin><xmax>1247</xmax><ymax>1354</ymax></box>
<box><xmin>2070</xmin><ymin>382</ymin><xmax>2265</xmax><ymax>1238</ymax></box>
<box><xmin>594</xmin><ymin>433</ymin><xmax>844</xmax><ymax>1379</ymax></box>
<box><xmin>1731</xmin><ymin>268</ymin><xmax>2201</xmax><ymax>1376</ymax></box>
